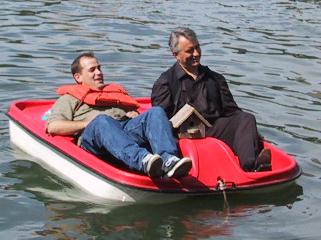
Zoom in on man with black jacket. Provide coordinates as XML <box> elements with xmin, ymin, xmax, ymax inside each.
<box><xmin>151</xmin><ymin>27</ymin><xmax>270</xmax><ymax>172</ymax></box>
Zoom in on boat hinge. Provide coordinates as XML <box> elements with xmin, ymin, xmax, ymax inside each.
<box><xmin>215</xmin><ymin>178</ymin><xmax>236</xmax><ymax>191</ymax></box>
<box><xmin>215</xmin><ymin>178</ymin><xmax>236</xmax><ymax>210</ymax></box>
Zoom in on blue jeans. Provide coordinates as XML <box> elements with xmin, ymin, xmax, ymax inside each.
<box><xmin>80</xmin><ymin>107</ymin><xmax>178</xmax><ymax>172</ymax></box>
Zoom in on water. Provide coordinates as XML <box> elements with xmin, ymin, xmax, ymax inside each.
<box><xmin>1</xmin><ymin>0</ymin><xmax>321</xmax><ymax>239</ymax></box>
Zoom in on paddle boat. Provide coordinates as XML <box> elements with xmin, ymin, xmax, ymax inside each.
<box><xmin>7</xmin><ymin>98</ymin><xmax>301</xmax><ymax>203</ymax></box>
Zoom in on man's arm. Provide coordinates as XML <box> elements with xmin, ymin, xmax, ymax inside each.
<box><xmin>46</xmin><ymin>94</ymin><xmax>89</xmax><ymax>136</ymax></box>
<box><xmin>151</xmin><ymin>74</ymin><xmax>174</xmax><ymax>117</ymax></box>
<box><xmin>215</xmin><ymin>73</ymin><xmax>240</xmax><ymax>115</ymax></box>
<box><xmin>46</xmin><ymin>119</ymin><xmax>88</xmax><ymax>136</ymax></box>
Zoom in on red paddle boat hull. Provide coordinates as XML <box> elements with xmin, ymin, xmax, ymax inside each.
<box><xmin>7</xmin><ymin>99</ymin><xmax>301</xmax><ymax>203</ymax></box>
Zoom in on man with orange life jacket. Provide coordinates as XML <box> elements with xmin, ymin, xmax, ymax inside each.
<box><xmin>46</xmin><ymin>52</ymin><xmax>192</xmax><ymax>178</ymax></box>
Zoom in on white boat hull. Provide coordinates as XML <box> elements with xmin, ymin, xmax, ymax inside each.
<box><xmin>9</xmin><ymin>120</ymin><xmax>188</xmax><ymax>204</ymax></box>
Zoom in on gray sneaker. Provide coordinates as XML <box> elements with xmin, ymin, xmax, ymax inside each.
<box><xmin>163</xmin><ymin>157</ymin><xmax>192</xmax><ymax>178</ymax></box>
<box><xmin>142</xmin><ymin>154</ymin><xmax>163</xmax><ymax>178</ymax></box>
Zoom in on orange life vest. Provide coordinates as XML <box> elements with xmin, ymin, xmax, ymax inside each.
<box><xmin>57</xmin><ymin>83</ymin><xmax>140</xmax><ymax>110</ymax></box>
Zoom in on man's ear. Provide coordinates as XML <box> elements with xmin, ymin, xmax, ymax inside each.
<box><xmin>73</xmin><ymin>72</ymin><xmax>82</xmax><ymax>84</ymax></box>
<box><xmin>173</xmin><ymin>52</ymin><xmax>179</xmax><ymax>62</ymax></box>
<box><xmin>173</xmin><ymin>52</ymin><xmax>180</xmax><ymax>63</ymax></box>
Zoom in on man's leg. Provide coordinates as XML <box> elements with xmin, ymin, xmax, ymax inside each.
<box><xmin>80</xmin><ymin>114</ymin><xmax>151</xmax><ymax>172</ymax></box>
<box><xmin>122</xmin><ymin>107</ymin><xmax>178</xmax><ymax>159</ymax></box>
<box><xmin>123</xmin><ymin>107</ymin><xmax>192</xmax><ymax>177</ymax></box>
<box><xmin>206</xmin><ymin>111</ymin><xmax>263</xmax><ymax>171</ymax></box>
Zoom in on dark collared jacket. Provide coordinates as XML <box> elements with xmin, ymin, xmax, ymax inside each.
<box><xmin>151</xmin><ymin>63</ymin><xmax>240</xmax><ymax>124</ymax></box>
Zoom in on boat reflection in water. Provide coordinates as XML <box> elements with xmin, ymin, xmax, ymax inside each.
<box><xmin>7</xmin><ymin>159</ymin><xmax>302</xmax><ymax>240</ymax></box>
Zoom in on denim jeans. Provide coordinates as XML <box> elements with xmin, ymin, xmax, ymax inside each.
<box><xmin>80</xmin><ymin>107</ymin><xmax>178</xmax><ymax>172</ymax></box>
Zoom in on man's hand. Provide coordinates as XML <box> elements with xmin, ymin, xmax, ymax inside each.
<box><xmin>126</xmin><ymin>111</ymin><xmax>139</xmax><ymax>119</ymax></box>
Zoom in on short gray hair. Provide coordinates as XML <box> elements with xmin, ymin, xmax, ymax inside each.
<box><xmin>168</xmin><ymin>27</ymin><xmax>199</xmax><ymax>54</ymax></box>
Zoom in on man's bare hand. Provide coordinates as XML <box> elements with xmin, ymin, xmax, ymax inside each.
<box><xmin>126</xmin><ymin>111</ymin><xmax>139</xmax><ymax>118</ymax></box>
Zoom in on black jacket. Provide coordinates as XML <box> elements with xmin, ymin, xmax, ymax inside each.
<box><xmin>151</xmin><ymin>63</ymin><xmax>240</xmax><ymax>124</ymax></box>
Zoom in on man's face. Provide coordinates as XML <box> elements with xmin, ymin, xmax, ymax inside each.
<box><xmin>74</xmin><ymin>57</ymin><xmax>104</xmax><ymax>90</ymax></box>
<box><xmin>175</xmin><ymin>36</ymin><xmax>201</xmax><ymax>71</ymax></box>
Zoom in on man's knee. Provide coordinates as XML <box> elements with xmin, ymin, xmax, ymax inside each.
<box><xmin>236</xmin><ymin>111</ymin><xmax>256</xmax><ymax>125</ymax></box>
<box><xmin>148</xmin><ymin>106</ymin><xmax>167</xmax><ymax>118</ymax></box>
